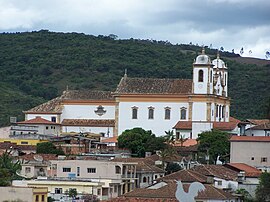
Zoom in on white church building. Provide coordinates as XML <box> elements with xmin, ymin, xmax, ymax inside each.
<box><xmin>22</xmin><ymin>49</ymin><xmax>239</xmax><ymax>139</ymax></box>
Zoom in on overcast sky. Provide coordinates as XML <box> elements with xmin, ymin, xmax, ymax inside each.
<box><xmin>1</xmin><ymin>0</ymin><xmax>269</xmax><ymax>59</ymax></box>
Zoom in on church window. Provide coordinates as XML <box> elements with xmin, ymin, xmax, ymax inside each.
<box><xmin>132</xmin><ymin>107</ymin><xmax>138</xmax><ymax>119</ymax></box>
<box><xmin>219</xmin><ymin>105</ymin><xmax>222</xmax><ymax>118</ymax></box>
<box><xmin>198</xmin><ymin>70</ymin><xmax>204</xmax><ymax>82</ymax></box>
<box><xmin>148</xmin><ymin>107</ymin><xmax>154</xmax><ymax>119</ymax></box>
<box><xmin>180</xmin><ymin>108</ymin><xmax>187</xmax><ymax>120</ymax></box>
<box><xmin>165</xmin><ymin>107</ymin><xmax>171</xmax><ymax>120</ymax></box>
<box><xmin>222</xmin><ymin>106</ymin><xmax>225</xmax><ymax>118</ymax></box>
<box><xmin>143</xmin><ymin>177</ymin><xmax>147</xmax><ymax>183</ymax></box>
<box><xmin>216</xmin><ymin>105</ymin><xmax>219</xmax><ymax>118</ymax></box>
<box><xmin>225</xmin><ymin>74</ymin><xmax>227</xmax><ymax>86</ymax></box>
<box><xmin>210</xmin><ymin>70</ymin><xmax>212</xmax><ymax>83</ymax></box>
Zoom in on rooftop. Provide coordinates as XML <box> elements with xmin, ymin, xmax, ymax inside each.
<box><xmin>61</xmin><ymin>119</ymin><xmax>115</xmax><ymax>127</ymax></box>
<box><xmin>230</xmin><ymin>136</ymin><xmax>270</xmax><ymax>142</ymax></box>
<box><xmin>17</xmin><ymin>116</ymin><xmax>60</xmax><ymax>125</ymax></box>
<box><xmin>225</xmin><ymin>163</ymin><xmax>262</xmax><ymax>177</ymax></box>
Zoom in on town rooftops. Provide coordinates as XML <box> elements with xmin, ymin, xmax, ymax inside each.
<box><xmin>224</xmin><ymin>163</ymin><xmax>262</xmax><ymax>177</ymax></box>
<box><xmin>246</xmin><ymin>119</ymin><xmax>270</xmax><ymax>125</ymax></box>
<box><xmin>61</xmin><ymin>119</ymin><xmax>115</xmax><ymax>127</ymax></box>
<box><xmin>173</xmin><ymin>121</ymin><xmax>192</xmax><ymax>130</ymax></box>
<box><xmin>101</xmin><ymin>136</ymin><xmax>118</xmax><ymax>143</ymax></box>
<box><xmin>250</xmin><ymin>122</ymin><xmax>270</xmax><ymax>130</ymax></box>
<box><xmin>115</xmin><ymin>77</ymin><xmax>192</xmax><ymax>95</ymax></box>
<box><xmin>24</xmin><ymin>90</ymin><xmax>114</xmax><ymax>113</ymax></box>
<box><xmin>17</xmin><ymin>116</ymin><xmax>60</xmax><ymax>125</ymax></box>
<box><xmin>230</xmin><ymin>136</ymin><xmax>270</xmax><ymax>142</ymax></box>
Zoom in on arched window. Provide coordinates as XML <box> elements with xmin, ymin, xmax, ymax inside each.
<box><xmin>210</xmin><ymin>70</ymin><xmax>212</xmax><ymax>83</ymax></box>
<box><xmin>143</xmin><ymin>177</ymin><xmax>147</xmax><ymax>183</ymax></box>
<box><xmin>148</xmin><ymin>107</ymin><xmax>154</xmax><ymax>119</ymax></box>
<box><xmin>115</xmin><ymin>166</ymin><xmax>121</xmax><ymax>174</ymax></box>
<box><xmin>132</xmin><ymin>107</ymin><xmax>138</xmax><ymax>119</ymax></box>
<box><xmin>165</xmin><ymin>107</ymin><xmax>171</xmax><ymax>120</ymax></box>
<box><xmin>180</xmin><ymin>108</ymin><xmax>187</xmax><ymax>120</ymax></box>
<box><xmin>198</xmin><ymin>70</ymin><xmax>204</xmax><ymax>82</ymax></box>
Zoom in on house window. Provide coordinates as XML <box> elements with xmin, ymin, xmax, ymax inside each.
<box><xmin>198</xmin><ymin>70</ymin><xmax>204</xmax><ymax>82</ymax></box>
<box><xmin>35</xmin><ymin>195</ymin><xmax>39</xmax><ymax>202</ymax></box>
<box><xmin>132</xmin><ymin>107</ymin><xmax>138</xmax><ymax>119</ymax></box>
<box><xmin>148</xmin><ymin>107</ymin><xmax>154</xmax><ymax>119</ymax></box>
<box><xmin>97</xmin><ymin>189</ymin><xmax>101</xmax><ymax>195</ymax></box>
<box><xmin>77</xmin><ymin>167</ymin><xmax>80</xmax><ymax>176</ymax></box>
<box><xmin>63</xmin><ymin>167</ymin><xmax>71</xmax><ymax>172</ymax></box>
<box><xmin>115</xmin><ymin>165</ymin><xmax>121</xmax><ymax>174</ymax></box>
<box><xmin>21</xmin><ymin>141</ymin><xmax>28</xmax><ymax>145</ymax></box>
<box><xmin>55</xmin><ymin>188</ymin><xmax>62</xmax><ymax>194</ymax></box>
<box><xmin>46</xmin><ymin>126</ymin><xmax>49</xmax><ymax>130</ymax></box>
<box><xmin>217</xmin><ymin>180</ymin><xmax>222</xmax><ymax>186</ymax></box>
<box><xmin>25</xmin><ymin>167</ymin><xmax>31</xmax><ymax>173</ymax></box>
<box><xmin>261</xmin><ymin>157</ymin><xmax>267</xmax><ymax>162</ymax></box>
<box><xmin>51</xmin><ymin>117</ymin><xmax>56</xmax><ymax>122</ymax></box>
<box><xmin>176</xmin><ymin>132</ymin><xmax>180</xmax><ymax>140</ymax></box>
<box><xmin>165</xmin><ymin>107</ymin><xmax>171</xmax><ymax>120</ymax></box>
<box><xmin>143</xmin><ymin>177</ymin><xmax>147</xmax><ymax>182</ymax></box>
<box><xmin>87</xmin><ymin>168</ymin><xmax>96</xmax><ymax>173</ymax></box>
<box><xmin>41</xmin><ymin>195</ymin><xmax>45</xmax><ymax>202</ymax></box>
<box><xmin>210</xmin><ymin>70</ymin><xmax>212</xmax><ymax>83</ymax></box>
<box><xmin>180</xmin><ymin>108</ymin><xmax>187</xmax><ymax>120</ymax></box>
<box><xmin>114</xmin><ymin>185</ymin><xmax>118</xmax><ymax>193</ymax></box>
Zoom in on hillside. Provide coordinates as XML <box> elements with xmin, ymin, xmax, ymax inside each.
<box><xmin>0</xmin><ymin>30</ymin><xmax>269</xmax><ymax>126</ymax></box>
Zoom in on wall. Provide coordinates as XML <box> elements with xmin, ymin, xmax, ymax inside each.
<box><xmin>118</xmin><ymin>102</ymin><xmax>188</xmax><ymax>136</ymax></box>
<box><xmin>192</xmin><ymin>102</ymin><xmax>207</xmax><ymax>121</ymax></box>
<box><xmin>193</xmin><ymin>67</ymin><xmax>208</xmax><ymax>94</ymax></box>
<box><xmin>192</xmin><ymin>122</ymin><xmax>212</xmax><ymax>139</ymax></box>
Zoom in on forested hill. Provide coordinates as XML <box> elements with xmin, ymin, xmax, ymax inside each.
<box><xmin>0</xmin><ymin>30</ymin><xmax>269</xmax><ymax>126</ymax></box>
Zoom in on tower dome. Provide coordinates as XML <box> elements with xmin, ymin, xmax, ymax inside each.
<box><xmin>212</xmin><ymin>52</ymin><xmax>227</xmax><ymax>69</ymax></box>
<box><xmin>194</xmin><ymin>48</ymin><xmax>211</xmax><ymax>65</ymax></box>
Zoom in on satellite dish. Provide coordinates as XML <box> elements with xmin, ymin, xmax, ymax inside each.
<box><xmin>34</xmin><ymin>155</ymin><xmax>43</xmax><ymax>162</ymax></box>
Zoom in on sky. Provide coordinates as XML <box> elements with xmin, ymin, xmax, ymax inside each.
<box><xmin>0</xmin><ymin>0</ymin><xmax>270</xmax><ymax>59</ymax></box>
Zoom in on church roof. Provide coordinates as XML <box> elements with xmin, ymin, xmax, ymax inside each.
<box><xmin>213</xmin><ymin>117</ymin><xmax>240</xmax><ymax>131</ymax></box>
<box><xmin>25</xmin><ymin>90</ymin><xmax>113</xmax><ymax>113</ymax></box>
<box><xmin>115</xmin><ymin>77</ymin><xmax>192</xmax><ymax>95</ymax></box>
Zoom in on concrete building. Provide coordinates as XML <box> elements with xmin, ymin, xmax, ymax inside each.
<box><xmin>0</xmin><ymin>186</ymin><xmax>48</xmax><ymax>202</ymax></box>
<box><xmin>230</xmin><ymin>136</ymin><xmax>270</xmax><ymax>172</ymax></box>
<box><xmin>23</xmin><ymin>50</ymin><xmax>236</xmax><ymax>139</ymax></box>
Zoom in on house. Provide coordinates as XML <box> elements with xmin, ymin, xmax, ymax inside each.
<box><xmin>238</xmin><ymin>119</ymin><xmax>270</xmax><ymax>136</ymax></box>
<box><xmin>106</xmin><ymin>180</ymin><xmax>239</xmax><ymax>202</ymax></box>
<box><xmin>0</xmin><ymin>186</ymin><xmax>48</xmax><ymax>202</ymax></box>
<box><xmin>0</xmin><ymin>142</ymin><xmax>36</xmax><ymax>155</ymax></box>
<box><xmin>23</xmin><ymin>50</ymin><xmax>234</xmax><ymax>139</ymax></box>
<box><xmin>224</xmin><ymin>163</ymin><xmax>262</xmax><ymax>197</ymax></box>
<box><xmin>230</xmin><ymin>136</ymin><xmax>270</xmax><ymax>172</ymax></box>
<box><xmin>111</xmin><ymin>157</ymin><xmax>165</xmax><ymax>188</ymax></box>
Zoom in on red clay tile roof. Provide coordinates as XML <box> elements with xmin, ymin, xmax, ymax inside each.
<box><xmin>61</xmin><ymin>119</ymin><xmax>115</xmax><ymax>127</ymax></box>
<box><xmin>0</xmin><ymin>142</ymin><xmax>36</xmax><ymax>151</ymax></box>
<box><xmin>230</xmin><ymin>136</ymin><xmax>270</xmax><ymax>142</ymax></box>
<box><xmin>213</xmin><ymin>117</ymin><xmax>241</xmax><ymax>131</ymax></box>
<box><xmin>190</xmin><ymin>165</ymin><xmax>238</xmax><ymax>181</ymax></box>
<box><xmin>251</xmin><ymin>122</ymin><xmax>270</xmax><ymax>130</ymax></box>
<box><xmin>225</xmin><ymin>163</ymin><xmax>262</xmax><ymax>177</ymax></box>
<box><xmin>115</xmin><ymin>77</ymin><xmax>192</xmax><ymax>94</ymax></box>
<box><xmin>122</xmin><ymin>180</ymin><xmax>235</xmax><ymax>200</ymax></box>
<box><xmin>17</xmin><ymin>153</ymin><xmax>58</xmax><ymax>161</ymax></box>
<box><xmin>173</xmin><ymin>121</ymin><xmax>192</xmax><ymax>129</ymax></box>
<box><xmin>159</xmin><ymin>169</ymin><xmax>208</xmax><ymax>183</ymax></box>
<box><xmin>25</xmin><ymin>90</ymin><xmax>113</xmax><ymax>113</ymax></box>
<box><xmin>246</xmin><ymin>119</ymin><xmax>270</xmax><ymax>125</ymax></box>
<box><xmin>17</xmin><ymin>116</ymin><xmax>60</xmax><ymax>125</ymax></box>
<box><xmin>174</xmin><ymin>139</ymin><xmax>198</xmax><ymax>147</ymax></box>
<box><xmin>101</xmin><ymin>136</ymin><xmax>118</xmax><ymax>143</ymax></box>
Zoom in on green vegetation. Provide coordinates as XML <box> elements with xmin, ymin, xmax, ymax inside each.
<box><xmin>256</xmin><ymin>172</ymin><xmax>270</xmax><ymax>202</ymax></box>
<box><xmin>118</xmin><ymin>127</ymin><xmax>166</xmax><ymax>157</ymax></box>
<box><xmin>36</xmin><ymin>142</ymin><xmax>65</xmax><ymax>155</ymax></box>
<box><xmin>0</xmin><ymin>30</ymin><xmax>269</xmax><ymax>126</ymax></box>
<box><xmin>197</xmin><ymin>129</ymin><xmax>230</xmax><ymax>164</ymax></box>
<box><xmin>0</xmin><ymin>150</ymin><xmax>22</xmax><ymax>186</ymax></box>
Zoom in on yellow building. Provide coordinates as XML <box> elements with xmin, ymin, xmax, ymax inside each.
<box><xmin>0</xmin><ymin>138</ymin><xmax>48</xmax><ymax>145</ymax></box>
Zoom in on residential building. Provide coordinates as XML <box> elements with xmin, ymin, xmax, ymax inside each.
<box><xmin>23</xmin><ymin>50</ymin><xmax>235</xmax><ymax>139</ymax></box>
<box><xmin>238</xmin><ymin>119</ymin><xmax>270</xmax><ymax>136</ymax></box>
<box><xmin>0</xmin><ymin>186</ymin><xmax>48</xmax><ymax>202</ymax></box>
<box><xmin>230</xmin><ymin>136</ymin><xmax>270</xmax><ymax>172</ymax></box>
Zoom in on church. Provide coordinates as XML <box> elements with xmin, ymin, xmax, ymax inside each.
<box><xmin>22</xmin><ymin>49</ymin><xmax>239</xmax><ymax>139</ymax></box>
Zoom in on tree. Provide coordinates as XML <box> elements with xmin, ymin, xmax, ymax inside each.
<box><xmin>36</xmin><ymin>142</ymin><xmax>65</xmax><ymax>155</ymax></box>
<box><xmin>256</xmin><ymin>172</ymin><xmax>270</xmax><ymax>202</ymax></box>
<box><xmin>68</xmin><ymin>188</ymin><xmax>78</xmax><ymax>199</ymax></box>
<box><xmin>235</xmin><ymin>188</ymin><xmax>253</xmax><ymax>202</ymax></box>
<box><xmin>165</xmin><ymin>162</ymin><xmax>182</xmax><ymax>175</ymax></box>
<box><xmin>197</xmin><ymin>129</ymin><xmax>230</xmax><ymax>164</ymax></box>
<box><xmin>0</xmin><ymin>150</ymin><xmax>22</xmax><ymax>186</ymax></box>
<box><xmin>118</xmin><ymin>128</ymin><xmax>166</xmax><ymax>157</ymax></box>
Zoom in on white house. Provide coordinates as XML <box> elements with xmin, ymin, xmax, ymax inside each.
<box><xmin>24</xmin><ymin>49</ymin><xmax>236</xmax><ymax>139</ymax></box>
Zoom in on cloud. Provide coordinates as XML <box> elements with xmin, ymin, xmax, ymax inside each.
<box><xmin>0</xmin><ymin>0</ymin><xmax>269</xmax><ymax>59</ymax></box>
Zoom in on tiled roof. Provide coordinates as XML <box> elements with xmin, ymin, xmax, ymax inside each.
<box><xmin>246</xmin><ymin>119</ymin><xmax>270</xmax><ymax>125</ymax></box>
<box><xmin>17</xmin><ymin>116</ymin><xmax>60</xmax><ymax>125</ymax></box>
<box><xmin>225</xmin><ymin>163</ymin><xmax>262</xmax><ymax>177</ymax></box>
<box><xmin>190</xmin><ymin>165</ymin><xmax>238</xmax><ymax>181</ymax></box>
<box><xmin>173</xmin><ymin>121</ymin><xmax>192</xmax><ymax>129</ymax></box>
<box><xmin>213</xmin><ymin>117</ymin><xmax>241</xmax><ymax>131</ymax></box>
<box><xmin>115</xmin><ymin>77</ymin><xmax>192</xmax><ymax>95</ymax></box>
<box><xmin>174</xmin><ymin>139</ymin><xmax>198</xmax><ymax>147</ymax></box>
<box><xmin>122</xmin><ymin>180</ymin><xmax>235</xmax><ymax>200</ymax></box>
<box><xmin>25</xmin><ymin>90</ymin><xmax>113</xmax><ymax>113</ymax></box>
<box><xmin>0</xmin><ymin>142</ymin><xmax>36</xmax><ymax>151</ymax></box>
<box><xmin>17</xmin><ymin>153</ymin><xmax>58</xmax><ymax>161</ymax></box>
<box><xmin>159</xmin><ymin>169</ymin><xmax>207</xmax><ymax>183</ymax></box>
<box><xmin>61</xmin><ymin>119</ymin><xmax>115</xmax><ymax>127</ymax></box>
<box><xmin>101</xmin><ymin>136</ymin><xmax>118</xmax><ymax>143</ymax></box>
<box><xmin>230</xmin><ymin>136</ymin><xmax>270</xmax><ymax>142</ymax></box>
<box><xmin>251</xmin><ymin>122</ymin><xmax>270</xmax><ymax>130</ymax></box>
